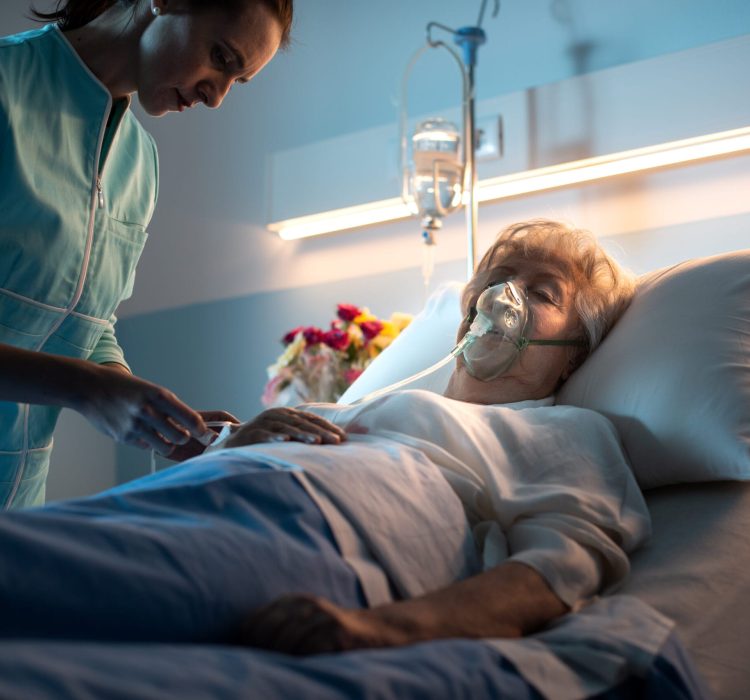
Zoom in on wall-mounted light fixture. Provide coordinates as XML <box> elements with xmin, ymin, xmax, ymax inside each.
<box><xmin>269</xmin><ymin>125</ymin><xmax>750</xmax><ymax>242</ymax></box>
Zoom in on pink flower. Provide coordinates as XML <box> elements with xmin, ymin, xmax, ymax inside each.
<box><xmin>302</xmin><ymin>326</ymin><xmax>324</xmax><ymax>345</ymax></box>
<box><xmin>261</xmin><ymin>372</ymin><xmax>290</xmax><ymax>407</ymax></box>
<box><xmin>337</xmin><ymin>303</ymin><xmax>362</xmax><ymax>322</ymax></box>
<box><xmin>322</xmin><ymin>328</ymin><xmax>349</xmax><ymax>351</ymax></box>
<box><xmin>359</xmin><ymin>320</ymin><xmax>383</xmax><ymax>341</ymax></box>
<box><xmin>282</xmin><ymin>326</ymin><xmax>304</xmax><ymax>345</ymax></box>
<box><xmin>344</xmin><ymin>368</ymin><xmax>363</xmax><ymax>385</ymax></box>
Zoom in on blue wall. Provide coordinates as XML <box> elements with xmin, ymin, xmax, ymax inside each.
<box><xmin>249</xmin><ymin>0</ymin><xmax>750</xmax><ymax>152</ymax></box>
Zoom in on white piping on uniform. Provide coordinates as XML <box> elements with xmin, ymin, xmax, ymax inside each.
<box><xmin>0</xmin><ymin>287</ymin><xmax>109</xmax><ymax>325</ymax></box>
<box><xmin>0</xmin><ymin>443</ymin><xmax>54</xmax><ymax>455</ymax></box>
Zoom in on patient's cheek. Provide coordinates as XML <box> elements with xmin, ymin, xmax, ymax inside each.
<box><xmin>346</xmin><ymin>422</ymin><xmax>369</xmax><ymax>435</ymax></box>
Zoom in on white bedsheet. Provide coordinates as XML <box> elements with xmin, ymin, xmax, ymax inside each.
<box><xmin>488</xmin><ymin>594</ymin><xmax>675</xmax><ymax>700</ymax></box>
<box><xmin>225</xmin><ymin>390</ymin><xmax>651</xmax><ymax>609</ymax></box>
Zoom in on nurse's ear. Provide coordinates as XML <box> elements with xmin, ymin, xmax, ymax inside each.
<box><xmin>150</xmin><ymin>1</ymin><xmax>165</xmax><ymax>17</ymax></box>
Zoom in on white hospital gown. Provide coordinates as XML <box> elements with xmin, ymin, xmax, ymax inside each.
<box><xmin>299</xmin><ymin>389</ymin><xmax>651</xmax><ymax>608</ymax></box>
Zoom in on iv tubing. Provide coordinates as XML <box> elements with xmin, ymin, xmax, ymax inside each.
<box><xmin>351</xmin><ymin>313</ymin><xmax>492</xmax><ymax>405</ymax></box>
<box><xmin>353</xmin><ymin>338</ymin><xmax>466</xmax><ymax>405</ymax></box>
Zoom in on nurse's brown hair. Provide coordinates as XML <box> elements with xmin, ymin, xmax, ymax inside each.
<box><xmin>31</xmin><ymin>0</ymin><xmax>293</xmax><ymax>48</ymax></box>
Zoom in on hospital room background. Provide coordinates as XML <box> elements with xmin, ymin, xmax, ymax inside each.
<box><xmin>2</xmin><ymin>0</ymin><xmax>749</xmax><ymax>500</ymax></box>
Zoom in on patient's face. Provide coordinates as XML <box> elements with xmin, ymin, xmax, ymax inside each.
<box><xmin>444</xmin><ymin>254</ymin><xmax>581</xmax><ymax>405</ymax></box>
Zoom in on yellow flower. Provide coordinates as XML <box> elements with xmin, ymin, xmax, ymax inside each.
<box><xmin>371</xmin><ymin>334</ymin><xmax>394</xmax><ymax>351</ymax></box>
<box><xmin>347</xmin><ymin>324</ymin><xmax>364</xmax><ymax>347</ymax></box>
<box><xmin>376</xmin><ymin>320</ymin><xmax>398</xmax><ymax>339</ymax></box>
<box><xmin>353</xmin><ymin>312</ymin><xmax>377</xmax><ymax>325</ymax></box>
<box><xmin>389</xmin><ymin>312</ymin><xmax>413</xmax><ymax>332</ymax></box>
<box><xmin>268</xmin><ymin>333</ymin><xmax>305</xmax><ymax>376</ymax></box>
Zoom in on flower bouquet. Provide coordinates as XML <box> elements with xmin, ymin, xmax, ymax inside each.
<box><xmin>261</xmin><ymin>303</ymin><xmax>413</xmax><ymax>407</ymax></box>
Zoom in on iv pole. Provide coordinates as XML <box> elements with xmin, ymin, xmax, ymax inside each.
<box><xmin>427</xmin><ymin>0</ymin><xmax>499</xmax><ymax>278</ymax></box>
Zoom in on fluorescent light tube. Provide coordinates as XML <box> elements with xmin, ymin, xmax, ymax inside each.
<box><xmin>270</xmin><ymin>126</ymin><xmax>750</xmax><ymax>240</ymax></box>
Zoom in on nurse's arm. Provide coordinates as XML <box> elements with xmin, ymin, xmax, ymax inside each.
<box><xmin>0</xmin><ymin>342</ymin><xmax>207</xmax><ymax>454</ymax></box>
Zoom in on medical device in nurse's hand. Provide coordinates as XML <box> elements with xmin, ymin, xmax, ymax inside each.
<box><xmin>149</xmin><ymin>420</ymin><xmax>236</xmax><ymax>474</ymax></box>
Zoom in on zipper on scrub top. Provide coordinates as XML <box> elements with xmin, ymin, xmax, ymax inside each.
<box><xmin>96</xmin><ymin>177</ymin><xmax>104</xmax><ymax>209</ymax></box>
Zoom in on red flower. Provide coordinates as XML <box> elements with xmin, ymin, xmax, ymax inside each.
<box><xmin>359</xmin><ymin>320</ymin><xmax>383</xmax><ymax>341</ymax></box>
<box><xmin>322</xmin><ymin>329</ymin><xmax>349</xmax><ymax>351</ymax></box>
<box><xmin>337</xmin><ymin>303</ymin><xmax>362</xmax><ymax>322</ymax></box>
<box><xmin>302</xmin><ymin>326</ymin><xmax>324</xmax><ymax>345</ymax></box>
<box><xmin>282</xmin><ymin>326</ymin><xmax>304</xmax><ymax>345</ymax></box>
<box><xmin>344</xmin><ymin>368</ymin><xmax>363</xmax><ymax>385</ymax></box>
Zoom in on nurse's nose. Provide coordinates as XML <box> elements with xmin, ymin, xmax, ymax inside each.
<box><xmin>204</xmin><ymin>75</ymin><xmax>233</xmax><ymax>109</ymax></box>
<box><xmin>209</xmin><ymin>78</ymin><xmax>234</xmax><ymax>109</ymax></box>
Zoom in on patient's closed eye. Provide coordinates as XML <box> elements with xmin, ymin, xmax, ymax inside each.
<box><xmin>531</xmin><ymin>288</ymin><xmax>556</xmax><ymax>304</ymax></box>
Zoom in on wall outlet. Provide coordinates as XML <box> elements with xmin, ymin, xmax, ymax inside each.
<box><xmin>475</xmin><ymin>115</ymin><xmax>503</xmax><ymax>161</ymax></box>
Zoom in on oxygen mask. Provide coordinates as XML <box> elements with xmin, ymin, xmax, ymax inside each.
<box><xmin>460</xmin><ymin>280</ymin><xmax>530</xmax><ymax>380</ymax></box>
<box><xmin>459</xmin><ymin>280</ymin><xmax>588</xmax><ymax>380</ymax></box>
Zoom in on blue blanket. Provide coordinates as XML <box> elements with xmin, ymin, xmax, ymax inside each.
<box><xmin>0</xmin><ymin>451</ymin><xmax>712</xmax><ymax>698</ymax></box>
<box><xmin>0</xmin><ymin>634</ymin><xmax>708</xmax><ymax>700</ymax></box>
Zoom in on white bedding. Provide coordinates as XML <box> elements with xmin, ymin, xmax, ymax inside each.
<box><xmin>229</xmin><ymin>390</ymin><xmax>652</xmax><ymax>609</ymax></box>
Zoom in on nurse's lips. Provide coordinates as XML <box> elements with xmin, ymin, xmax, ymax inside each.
<box><xmin>175</xmin><ymin>90</ymin><xmax>190</xmax><ymax>112</ymax></box>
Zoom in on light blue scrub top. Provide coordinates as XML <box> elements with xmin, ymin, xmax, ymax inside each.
<box><xmin>0</xmin><ymin>25</ymin><xmax>158</xmax><ymax>508</ymax></box>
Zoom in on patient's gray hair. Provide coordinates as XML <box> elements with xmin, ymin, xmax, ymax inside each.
<box><xmin>463</xmin><ymin>219</ymin><xmax>636</xmax><ymax>371</ymax></box>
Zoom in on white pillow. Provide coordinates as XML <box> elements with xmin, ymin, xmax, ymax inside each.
<box><xmin>558</xmin><ymin>250</ymin><xmax>750</xmax><ymax>489</ymax></box>
<box><xmin>338</xmin><ymin>281</ymin><xmax>464</xmax><ymax>404</ymax></box>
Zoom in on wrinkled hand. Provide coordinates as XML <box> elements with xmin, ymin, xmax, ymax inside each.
<box><xmin>167</xmin><ymin>410</ymin><xmax>241</xmax><ymax>462</ymax></box>
<box><xmin>234</xmin><ymin>594</ymin><xmax>402</xmax><ymax>655</ymax></box>
<box><xmin>224</xmin><ymin>408</ymin><xmax>346</xmax><ymax>448</ymax></box>
<box><xmin>77</xmin><ymin>364</ymin><xmax>207</xmax><ymax>456</ymax></box>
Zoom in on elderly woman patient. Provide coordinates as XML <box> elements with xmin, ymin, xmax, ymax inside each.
<box><xmin>0</xmin><ymin>220</ymin><xmax>647</xmax><ymax>655</ymax></box>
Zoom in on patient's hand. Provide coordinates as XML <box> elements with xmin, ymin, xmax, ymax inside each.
<box><xmin>232</xmin><ymin>594</ymin><xmax>403</xmax><ymax>655</ymax></box>
<box><xmin>224</xmin><ymin>408</ymin><xmax>346</xmax><ymax>448</ymax></box>
<box><xmin>233</xmin><ymin>563</ymin><xmax>568</xmax><ymax>655</ymax></box>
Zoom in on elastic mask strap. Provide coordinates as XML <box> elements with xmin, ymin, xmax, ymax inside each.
<box><xmin>516</xmin><ymin>338</ymin><xmax>587</xmax><ymax>351</ymax></box>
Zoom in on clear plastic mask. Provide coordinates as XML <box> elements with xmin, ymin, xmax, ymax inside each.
<box><xmin>461</xmin><ymin>281</ymin><xmax>584</xmax><ymax>382</ymax></box>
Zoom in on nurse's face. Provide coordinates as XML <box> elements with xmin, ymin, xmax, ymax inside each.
<box><xmin>137</xmin><ymin>1</ymin><xmax>282</xmax><ymax>116</ymax></box>
<box><xmin>444</xmin><ymin>254</ymin><xmax>582</xmax><ymax>405</ymax></box>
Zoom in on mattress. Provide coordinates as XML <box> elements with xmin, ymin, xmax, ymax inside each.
<box><xmin>619</xmin><ymin>480</ymin><xmax>750</xmax><ymax>699</ymax></box>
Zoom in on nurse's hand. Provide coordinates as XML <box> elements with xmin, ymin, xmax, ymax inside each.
<box><xmin>77</xmin><ymin>363</ymin><xmax>208</xmax><ymax>456</ymax></box>
<box><xmin>224</xmin><ymin>407</ymin><xmax>346</xmax><ymax>448</ymax></box>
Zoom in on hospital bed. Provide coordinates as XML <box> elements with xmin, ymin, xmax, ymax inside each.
<box><xmin>0</xmin><ymin>250</ymin><xmax>748</xmax><ymax>699</ymax></box>
<box><xmin>340</xmin><ymin>247</ymin><xmax>750</xmax><ymax>699</ymax></box>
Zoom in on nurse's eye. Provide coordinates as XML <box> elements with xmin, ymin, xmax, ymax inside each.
<box><xmin>212</xmin><ymin>45</ymin><xmax>230</xmax><ymax>69</ymax></box>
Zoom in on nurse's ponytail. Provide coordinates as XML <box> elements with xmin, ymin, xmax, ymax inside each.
<box><xmin>30</xmin><ymin>1</ymin><xmax>132</xmax><ymax>31</ymax></box>
<box><xmin>31</xmin><ymin>0</ymin><xmax>292</xmax><ymax>46</ymax></box>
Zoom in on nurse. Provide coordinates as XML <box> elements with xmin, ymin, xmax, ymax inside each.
<box><xmin>0</xmin><ymin>0</ymin><xmax>293</xmax><ymax>508</ymax></box>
